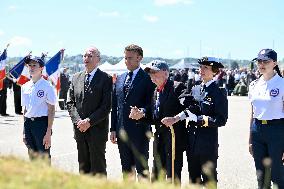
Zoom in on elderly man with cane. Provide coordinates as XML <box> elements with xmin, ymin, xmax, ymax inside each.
<box><xmin>129</xmin><ymin>60</ymin><xmax>187</xmax><ymax>184</ymax></box>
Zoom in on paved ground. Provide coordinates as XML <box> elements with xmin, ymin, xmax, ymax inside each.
<box><xmin>0</xmin><ymin>90</ymin><xmax>257</xmax><ymax>188</ymax></box>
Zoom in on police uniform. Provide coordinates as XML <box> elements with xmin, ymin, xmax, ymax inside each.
<box><xmin>178</xmin><ymin>57</ymin><xmax>228</xmax><ymax>184</ymax></box>
<box><xmin>249</xmin><ymin>49</ymin><xmax>284</xmax><ymax>189</ymax></box>
<box><xmin>21</xmin><ymin>77</ymin><xmax>57</xmax><ymax>158</ymax></box>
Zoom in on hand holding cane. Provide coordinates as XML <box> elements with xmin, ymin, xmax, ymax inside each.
<box><xmin>169</xmin><ymin>125</ymin><xmax>175</xmax><ymax>184</ymax></box>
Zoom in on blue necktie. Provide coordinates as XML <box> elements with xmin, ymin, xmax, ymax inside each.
<box><xmin>154</xmin><ymin>92</ymin><xmax>160</xmax><ymax>119</ymax></box>
<box><xmin>124</xmin><ymin>72</ymin><xmax>133</xmax><ymax>95</ymax></box>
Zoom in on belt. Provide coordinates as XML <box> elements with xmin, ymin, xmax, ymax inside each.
<box><xmin>255</xmin><ymin>118</ymin><xmax>284</xmax><ymax>125</ymax></box>
<box><xmin>25</xmin><ymin>116</ymin><xmax>48</xmax><ymax>121</ymax></box>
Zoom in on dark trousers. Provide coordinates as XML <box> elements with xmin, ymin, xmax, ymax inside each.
<box><xmin>14</xmin><ymin>90</ymin><xmax>22</xmax><ymax>114</ymax></box>
<box><xmin>251</xmin><ymin>120</ymin><xmax>284</xmax><ymax>189</ymax></box>
<box><xmin>0</xmin><ymin>90</ymin><xmax>7</xmax><ymax>115</ymax></box>
<box><xmin>24</xmin><ymin>117</ymin><xmax>50</xmax><ymax>159</ymax></box>
<box><xmin>76</xmin><ymin>135</ymin><xmax>107</xmax><ymax>175</ymax></box>
<box><xmin>117</xmin><ymin>135</ymin><xmax>149</xmax><ymax>177</ymax></box>
<box><xmin>186</xmin><ymin>152</ymin><xmax>218</xmax><ymax>185</ymax></box>
<box><xmin>59</xmin><ymin>90</ymin><xmax>67</xmax><ymax>110</ymax></box>
<box><xmin>152</xmin><ymin>131</ymin><xmax>183</xmax><ymax>182</ymax></box>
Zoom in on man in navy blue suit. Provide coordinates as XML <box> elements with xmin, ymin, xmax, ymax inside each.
<box><xmin>110</xmin><ymin>44</ymin><xmax>155</xmax><ymax>180</ymax></box>
<box><xmin>129</xmin><ymin>60</ymin><xmax>187</xmax><ymax>183</ymax></box>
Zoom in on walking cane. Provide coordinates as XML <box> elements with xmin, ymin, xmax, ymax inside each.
<box><xmin>169</xmin><ymin>125</ymin><xmax>175</xmax><ymax>184</ymax></box>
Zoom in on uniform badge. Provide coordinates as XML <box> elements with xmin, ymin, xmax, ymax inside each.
<box><xmin>260</xmin><ymin>50</ymin><xmax>266</xmax><ymax>54</ymax></box>
<box><xmin>37</xmin><ymin>90</ymin><xmax>44</xmax><ymax>98</ymax></box>
<box><xmin>270</xmin><ymin>88</ymin><xmax>279</xmax><ymax>97</ymax></box>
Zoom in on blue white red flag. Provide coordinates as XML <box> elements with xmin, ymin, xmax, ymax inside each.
<box><xmin>0</xmin><ymin>49</ymin><xmax>7</xmax><ymax>90</ymax></box>
<box><xmin>9</xmin><ymin>55</ymin><xmax>31</xmax><ymax>85</ymax></box>
<box><xmin>43</xmin><ymin>49</ymin><xmax>64</xmax><ymax>92</ymax></box>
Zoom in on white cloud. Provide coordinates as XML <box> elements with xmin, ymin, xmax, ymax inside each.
<box><xmin>9</xmin><ymin>36</ymin><xmax>32</xmax><ymax>47</ymax></box>
<box><xmin>98</xmin><ymin>11</ymin><xmax>120</xmax><ymax>17</ymax></box>
<box><xmin>143</xmin><ymin>15</ymin><xmax>159</xmax><ymax>23</ymax></box>
<box><xmin>173</xmin><ymin>49</ymin><xmax>184</xmax><ymax>57</ymax></box>
<box><xmin>8</xmin><ymin>5</ymin><xmax>18</xmax><ymax>10</ymax></box>
<box><xmin>0</xmin><ymin>30</ymin><xmax>4</xmax><ymax>36</ymax></box>
<box><xmin>154</xmin><ymin>0</ymin><xmax>194</xmax><ymax>6</ymax></box>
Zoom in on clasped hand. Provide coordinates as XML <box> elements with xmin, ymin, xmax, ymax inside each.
<box><xmin>129</xmin><ymin>106</ymin><xmax>144</xmax><ymax>120</ymax></box>
<box><xmin>77</xmin><ymin>119</ymin><xmax>91</xmax><ymax>132</ymax></box>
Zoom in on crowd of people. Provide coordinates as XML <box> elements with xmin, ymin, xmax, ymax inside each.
<box><xmin>170</xmin><ymin>66</ymin><xmax>261</xmax><ymax>97</ymax></box>
<box><xmin>0</xmin><ymin>45</ymin><xmax>283</xmax><ymax>188</ymax></box>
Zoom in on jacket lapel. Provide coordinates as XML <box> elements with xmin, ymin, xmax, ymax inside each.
<box><xmin>117</xmin><ymin>73</ymin><xmax>127</xmax><ymax>101</ymax></box>
<box><xmin>79</xmin><ymin>72</ymin><xmax>86</xmax><ymax>99</ymax></box>
<box><xmin>88</xmin><ymin>68</ymin><xmax>101</xmax><ymax>89</ymax></box>
<box><xmin>158</xmin><ymin>80</ymin><xmax>171</xmax><ymax>110</ymax></box>
<box><xmin>125</xmin><ymin>68</ymin><xmax>143</xmax><ymax>99</ymax></box>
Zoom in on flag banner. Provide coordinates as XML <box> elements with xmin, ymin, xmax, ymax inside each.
<box><xmin>0</xmin><ymin>49</ymin><xmax>7</xmax><ymax>90</ymax></box>
<box><xmin>9</xmin><ymin>56</ymin><xmax>31</xmax><ymax>85</ymax></box>
<box><xmin>0</xmin><ymin>49</ymin><xmax>7</xmax><ymax>80</ymax></box>
<box><xmin>9</xmin><ymin>57</ymin><xmax>26</xmax><ymax>79</ymax></box>
<box><xmin>44</xmin><ymin>50</ymin><xmax>64</xmax><ymax>92</ymax></box>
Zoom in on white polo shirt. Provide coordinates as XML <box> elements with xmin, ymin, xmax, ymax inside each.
<box><xmin>21</xmin><ymin>78</ymin><xmax>57</xmax><ymax>118</ymax></box>
<box><xmin>248</xmin><ymin>74</ymin><xmax>284</xmax><ymax>120</ymax></box>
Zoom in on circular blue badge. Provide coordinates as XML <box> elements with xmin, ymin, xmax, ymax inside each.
<box><xmin>37</xmin><ymin>90</ymin><xmax>44</xmax><ymax>98</ymax></box>
<box><xmin>270</xmin><ymin>88</ymin><xmax>279</xmax><ymax>97</ymax></box>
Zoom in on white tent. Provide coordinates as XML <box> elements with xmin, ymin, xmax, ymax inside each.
<box><xmin>170</xmin><ymin>59</ymin><xmax>199</xmax><ymax>69</ymax></box>
<box><xmin>99</xmin><ymin>58</ymin><xmax>127</xmax><ymax>75</ymax></box>
<box><xmin>140</xmin><ymin>61</ymin><xmax>152</xmax><ymax>70</ymax></box>
<box><xmin>98</xmin><ymin>61</ymin><xmax>113</xmax><ymax>71</ymax></box>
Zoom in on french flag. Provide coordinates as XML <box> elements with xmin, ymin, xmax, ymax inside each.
<box><xmin>9</xmin><ymin>56</ymin><xmax>31</xmax><ymax>85</ymax></box>
<box><xmin>0</xmin><ymin>49</ymin><xmax>8</xmax><ymax>90</ymax></box>
<box><xmin>43</xmin><ymin>49</ymin><xmax>64</xmax><ymax>93</ymax></box>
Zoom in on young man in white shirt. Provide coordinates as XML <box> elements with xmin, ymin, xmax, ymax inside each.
<box><xmin>21</xmin><ymin>56</ymin><xmax>56</xmax><ymax>160</ymax></box>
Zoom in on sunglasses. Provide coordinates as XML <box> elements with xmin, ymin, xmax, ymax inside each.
<box><xmin>257</xmin><ymin>59</ymin><xmax>273</xmax><ymax>65</ymax></box>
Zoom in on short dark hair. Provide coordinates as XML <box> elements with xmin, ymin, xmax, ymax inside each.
<box><xmin>212</xmin><ymin>67</ymin><xmax>220</xmax><ymax>75</ymax></box>
<box><xmin>124</xmin><ymin>44</ymin><xmax>143</xmax><ymax>57</ymax></box>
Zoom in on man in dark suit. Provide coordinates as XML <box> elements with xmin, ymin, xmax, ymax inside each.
<box><xmin>110</xmin><ymin>44</ymin><xmax>154</xmax><ymax>180</ymax></box>
<box><xmin>59</xmin><ymin>67</ymin><xmax>70</xmax><ymax>110</ymax></box>
<box><xmin>67</xmin><ymin>46</ymin><xmax>112</xmax><ymax>175</ymax></box>
<box><xmin>129</xmin><ymin>60</ymin><xmax>187</xmax><ymax>183</ymax></box>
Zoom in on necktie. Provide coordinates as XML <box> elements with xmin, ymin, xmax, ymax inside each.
<box><xmin>124</xmin><ymin>72</ymin><xmax>133</xmax><ymax>95</ymax></box>
<box><xmin>154</xmin><ymin>92</ymin><xmax>160</xmax><ymax>119</ymax></box>
<box><xmin>84</xmin><ymin>73</ymin><xmax>91</xmax><ymax>93</ymax></box>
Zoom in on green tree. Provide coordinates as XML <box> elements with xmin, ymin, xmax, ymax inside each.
<box><xmin>230</xmin><ymin>61</ymin><xmax>239</xmax><ymax>70</ymax></box>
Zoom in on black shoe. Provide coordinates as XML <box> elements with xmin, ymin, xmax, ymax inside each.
<box><xmin>16</xmin><ymin>112</ymin><xmax>23</xmax><ymax>115</ymax></box>
<box><xmin>1</xmin><ymin>113</ymin><xmax>10</xmax><ymax>116</ymax></box>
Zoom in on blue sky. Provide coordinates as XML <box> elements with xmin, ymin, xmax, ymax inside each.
<box><xmin>0</xmin><ymin>0</ymin><xmax>283</xmax><ymax>60</ymax></box>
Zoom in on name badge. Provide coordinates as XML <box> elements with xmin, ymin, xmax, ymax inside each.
<box><xmin>270</xmin><ymin>88</ymin><xmax>279</xmax><ymax>97</ymax></box>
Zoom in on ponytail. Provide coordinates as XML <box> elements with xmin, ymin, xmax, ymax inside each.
<box><xmin>274</xmin><ymin>65</ymin><xmax>282</xmax><ymax>77</ymax></box>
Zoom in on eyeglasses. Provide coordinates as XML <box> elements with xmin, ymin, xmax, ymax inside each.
<box><xmin>27</xmin><ymin>64</ymin><xmax>39</xmax><ymax>68</ymax></box>
<box><xmin>83</xmin><ymin>53</ymin><xmax>100</xmax><ymax>58</ymax></box>
<box><xmin>257</xmin><ymin>59</ymin><xmax>273</xmax><ymax>65</ymax></box>
<box><xmin>83</xmin><ymin>54</ymin><xmax>93</xmax><ymax>58</ymax></box>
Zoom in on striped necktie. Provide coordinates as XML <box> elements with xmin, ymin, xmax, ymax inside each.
<box><xmin>124</xmin><ymin>72</ymin><xmax>133</xmax><ymax>95</ymax></box>
<box><xmin>84</xmin><ymin>73</ymin><xmax>91</xmax><ymax>93</ymax></box>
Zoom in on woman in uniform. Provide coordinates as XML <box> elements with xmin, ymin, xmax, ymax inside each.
<box><xmin>21</xmin><ymin>56</ymin><xmax>57</xmax><ymax>160</ymax></box>
<box><xmin>162</xmin><ymin>57</ymin><xmax>228</xmax><ymax>186</ymax></box>
<box><xmin>248</xmin><ymin>49</ymin><xmax>284</xmax><ymax>189</ymax></box>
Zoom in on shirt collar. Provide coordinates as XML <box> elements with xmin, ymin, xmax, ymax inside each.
<box><xmin>259</xmin><ymin>73</ymin><xmax>279</xmax><ymax>85</ymax></box>
<box><xmin>31</xmin><ymin>77</ymin><xmax>44</xmax><ymax>87</ymax></box>
<box><xmin>129</xmin><ymin>67</ymin><xmax>140</xmax><ymax>76</ymax></box>
<box><xmin>157</xmin><ymin>79</ymin><xmax>167</xmax><ymax>92</ymax></box>
<box><xmin>86</xmin><ymin>67</ymin><xmax>98</xmax><ymax>77</ymax></box>
<box><xmin>202</xmin><ymin>79</ymin><xmax>215</xmax><ymax>88</ymax></box>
